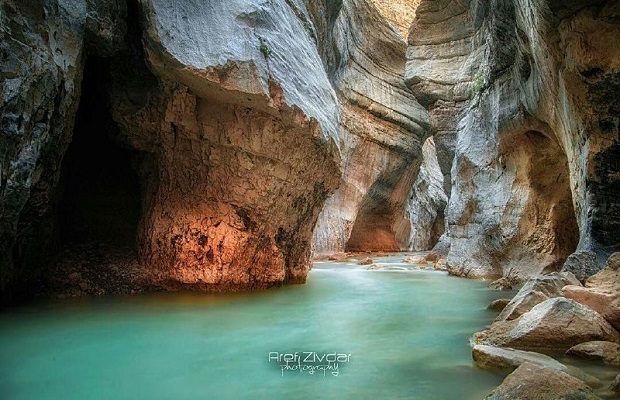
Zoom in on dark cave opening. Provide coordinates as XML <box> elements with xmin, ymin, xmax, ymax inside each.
<box><xmin>57</xmin><ymin>56</ymin><xmax>141</xmax><ymax>249</ymax></box>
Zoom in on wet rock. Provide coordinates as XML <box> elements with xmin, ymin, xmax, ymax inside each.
<box><xmin>424</xmin><ymin>251</ymin><xmax>440</xmax><ymax>263</ymax></box>
<box><xmin>489</xmin><ymin>277</ymin><xmax>518</xmax><ymax>291</ymax></box>
<box><xmin>478</xmin><ymin>298</ymin><xmax>620</xmax><ymax>353</ymax></box>
<box><xmin>473</xmin><ymin>345</ymin><xmax>599</xmax><ymax>387</ymax></box>
<box><xmin>561</xmin><ymin>250</ymin><xmax>602</xmax><ymax>283</ymax></box>
<box><xmin>484</xmin><ymin>362</ymin><xmax>600</xmax><ymax>400</ymax></box>
<box><xmin>357</xmin><ymin>258</ymin><xmax>374</xmax><ymax>266</ymax></box>
<box><xmin>403</xmin><ymin>255</ymin><xmax>426</xmax><ymax>265</ymax></box>
<box><xmin>497</xmin><ymin>272</ymin><xmax>581</xmax><ymax>321</ymax></box>
<box><xmin>327</xmin><ymin>253</ymin><xmax>350</xmax><ymax>262</ymax></box>
<box><xmin>433</xmin><ymin>258</ymin><xmax>448</xmax><ymax>271</ymax></box>
<box><xmin>365</xmin><ymin>264</ymin><xmax>382</xmax><ymax>271</ymax></box>
<box><xmin>566</xmin><ymin>341</ymin><xmax>620</xmax><ymax>365</ymax></box>
<box><xmin>488</xmin><ymin>299</ymin><xmax>512</xmax><ymax>312</ymax></box>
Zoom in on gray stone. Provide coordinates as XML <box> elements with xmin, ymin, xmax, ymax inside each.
<box><xmin>562</xmin><ymin>250</ymin><xmax>602</xmax><ymax>283</ymax></box>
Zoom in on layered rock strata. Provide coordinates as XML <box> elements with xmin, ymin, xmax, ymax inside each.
<box><xmin>407</xmin><ymin>0</ymin><xmax>620</xmax><ymax>279</ymax></box>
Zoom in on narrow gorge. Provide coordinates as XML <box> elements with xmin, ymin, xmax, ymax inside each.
<box><xmin>1</xmin><ymin>0</ymin><xmax>619</xmax><ymax>399</ymax></box>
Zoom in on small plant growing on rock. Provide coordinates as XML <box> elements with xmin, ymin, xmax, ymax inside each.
<box><xmin>259</xmin><ymin>39</ymin><xmax>272</xmax><ymax>59</ymax></box>
<box><xmin>472</xmin><ymin>70</ymin><xmax>485</xmax><ymax>96</ymax></box>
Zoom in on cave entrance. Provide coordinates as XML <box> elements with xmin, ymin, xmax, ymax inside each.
<box><xmin>501</xmin><ymin>130</ymin><xmax>579</xmax><ymax>273</ymax></box>
<box><xmin>345</xmin><ymin>181</ymin><xmax>400</xmax><ymax>252</ymax></box>
<box><xmin>57</xmin><ymin>56</ymin><xmax>141</xmax><ymax>249</ymax></box>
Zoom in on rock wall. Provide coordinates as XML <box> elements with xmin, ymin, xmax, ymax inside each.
<box><xmin>108</xmin><ymin>0</ymin><xmax>343</xmax><ymax>290</ymax></box>
<box><xmin>312</xmin><ymin>0</ymin><xmax>430</xmax><ymax>255</ymax></box>
<box><xmin>0</xmin><ymin>0</ymin><xmax>127</xmax><ymax>300</ymax></box>
<box><xmin>0</xmin><ymin>0</ymin><xmax>431</xmax><ymax>301</ymax></box>
<box><xmin>407</xmin><ymin>0</ymin><xmax>620</xmax><ymax>279</ymax></box>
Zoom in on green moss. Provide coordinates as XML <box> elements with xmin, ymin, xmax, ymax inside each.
<box><xmin>259</xmin><ymin>40</ymin><xmax>272</xmax><ymax>59</ymax></box>
<box><xmin>472</xmin><ymin>70</ymin><xmax>485</xmax><ymax>96</ymax></box>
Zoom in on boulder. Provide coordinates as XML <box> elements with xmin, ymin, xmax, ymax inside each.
<box><xmin>562</xmin><ymin>285</ymin><xmax>620</xmax><ymax>332</ymax></box>
<box><xmin>496</xmin><ymin>272</ymin><xmax>580</xmax><ymax>321</ymax></box>
<box><xmin>484</xmin><ymin>362</ymin><xmax>600</xmax><ymax>400</ymax></box>
<box><xmin>327</xmin><ymin>253</ymin><xmax>350</xmax><ymax>262</ymax></box>
<box><xmin>477</xmin><ymin>297</ymin><xmax>620</xmax><ymax>353</ymax></box>
<box><xmin>424</xmin><ymin>251</ymin><xmax>440</xmax><ymax>263</ymax></box>
<box><xmin>561</xmin><ymin>250</ymin><xmax>602</xmax><ymax>282</ymax></box>
<box><xmin>488</xmin><ymin>299</ymin><xmax>512</xmax><ymax>312</ymax></box>
<box><xmin>489</xmin><ymin>277</ymin><xmax>517</xmax><ymax>291</ymax></box>
<box><xmin>473</xmin><ymin>345</ymin><xmax>599</xmax><ymax>387</ymax></box>
<box><xmin>566</xmin><ymin>341</ymin><xmax>620</xmax><ymax>365</ymax></box>
<box><xmin>357</xmin><ymin>257</ymin><xmax>374</xmax><ymax>266</ymax></box>
<box><xmin>403</xmin><ymin>255</ymin><xmax>426</xmax><ymax>264</ymax></box>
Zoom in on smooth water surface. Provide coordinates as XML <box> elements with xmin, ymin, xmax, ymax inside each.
<box><xmin>0</xmin><ymin>256</ymin><xmax>510</xmax><ymax>399</ymax></box>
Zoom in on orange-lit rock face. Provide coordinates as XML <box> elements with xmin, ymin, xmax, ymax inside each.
<box><xmin>113</xmin><ymin>82</ymin><xmax>339</xmax><ymax>289</ymax></box>
<box><xmin>311</xmin><ymin>0</ymin><xmax>430</xmax><ymax>255</ymax></box>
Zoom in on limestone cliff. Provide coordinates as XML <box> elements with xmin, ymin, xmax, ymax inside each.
<box><xmin>0</xmin><ymin>0</ymin><xmax>431</xmax><ymax>302</ymax></box>
<box><xmin>407</xmin><ymin>0</ymin><xmax>620</xmax><ymax>279</ymax></box>
<box><xmin>312</xmin><ymin>0</ymin><xmax>430</xmax><ymax>255</ymax></box>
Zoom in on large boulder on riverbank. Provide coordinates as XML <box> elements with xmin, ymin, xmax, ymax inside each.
<box><xmin>484</xmin><ymin>363</ymin><xmax>600</xmax><ymax>400</ymax></box>
<box><xmin>566</xmin><ymin>341</ymin><xmax>620</xmax><ymax>365</ymax></box>
<box><xmin>473</xmin><ymin>345</ymin><xmax>599</xmax><ymax>386</ymax></box>
<box><xmin>477</xmin><ymin>298</ymin><xmax>620</xmax><ymax>353</ymax></box>
<box><xmin>496</xmin><ymin>272</ymin><xmax>580</xmax><ymax>321</ymax></box>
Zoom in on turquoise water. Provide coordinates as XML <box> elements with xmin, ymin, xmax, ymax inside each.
<box><xmin>0</xmin><ymin>256</ymin><xmax>509</xmax><ymax>399</ymax></box>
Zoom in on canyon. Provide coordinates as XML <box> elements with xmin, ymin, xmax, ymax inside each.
<box><xmin>2</xmin><ymin>0</ymin><xmax>618</xmax><ymax>298</ymax></box>
<box><xmin>2</xmin><ymin>0</ymin><xmax>620</xmax><ymax>398</ymax></box>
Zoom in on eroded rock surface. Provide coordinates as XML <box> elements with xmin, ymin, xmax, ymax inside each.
<box><xmin>1</xmin><ymin>0</ymin><xmax>431</xmax><ymax>300</ymax></box>
<box><xmin>477</xmin><ymin>297</ymin><xmax>620</xmax><ymax>353</ymax></box>
<box><xmin>312</xmin><ymin>0</ymin><xmax>429</xmax><ymax>255</ymax></box>
<box><xmin>408</xmin><ymin>0</ymin><xmax>620</xmax><ymax>280</ymax></box>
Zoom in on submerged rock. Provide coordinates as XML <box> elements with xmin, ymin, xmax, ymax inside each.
<box><xmin>484</xmin><ymin>362</ymin><xmax>600</xmax><ymax>400</ymax></box>
<box><xmin>496</xmin><ymin>272</ymin><xmax>580</xmax><ymax>321</ymax></box>
<box><xmin>357</xmin><ymin>257</ymin><xmax>374</xmax><ymax>266</ymax></box>
<box><xmin>473</xmin><ymin>345</ymin><xmax>599</xmax><ymax>387</ymax></box>
<box><xmin>403</xmin><ymin>255</ymin><xmax>426</xmax><ymax>265</ymax></box>
<box><xmin>478</xmin><ymin>298</ymin><xmax>620</xmax><ymax>353</ymax></box>
<box><xmin>566</xmin><ymin>341</ymin><xmax>620</xmax><ymax>365</ymax></box>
